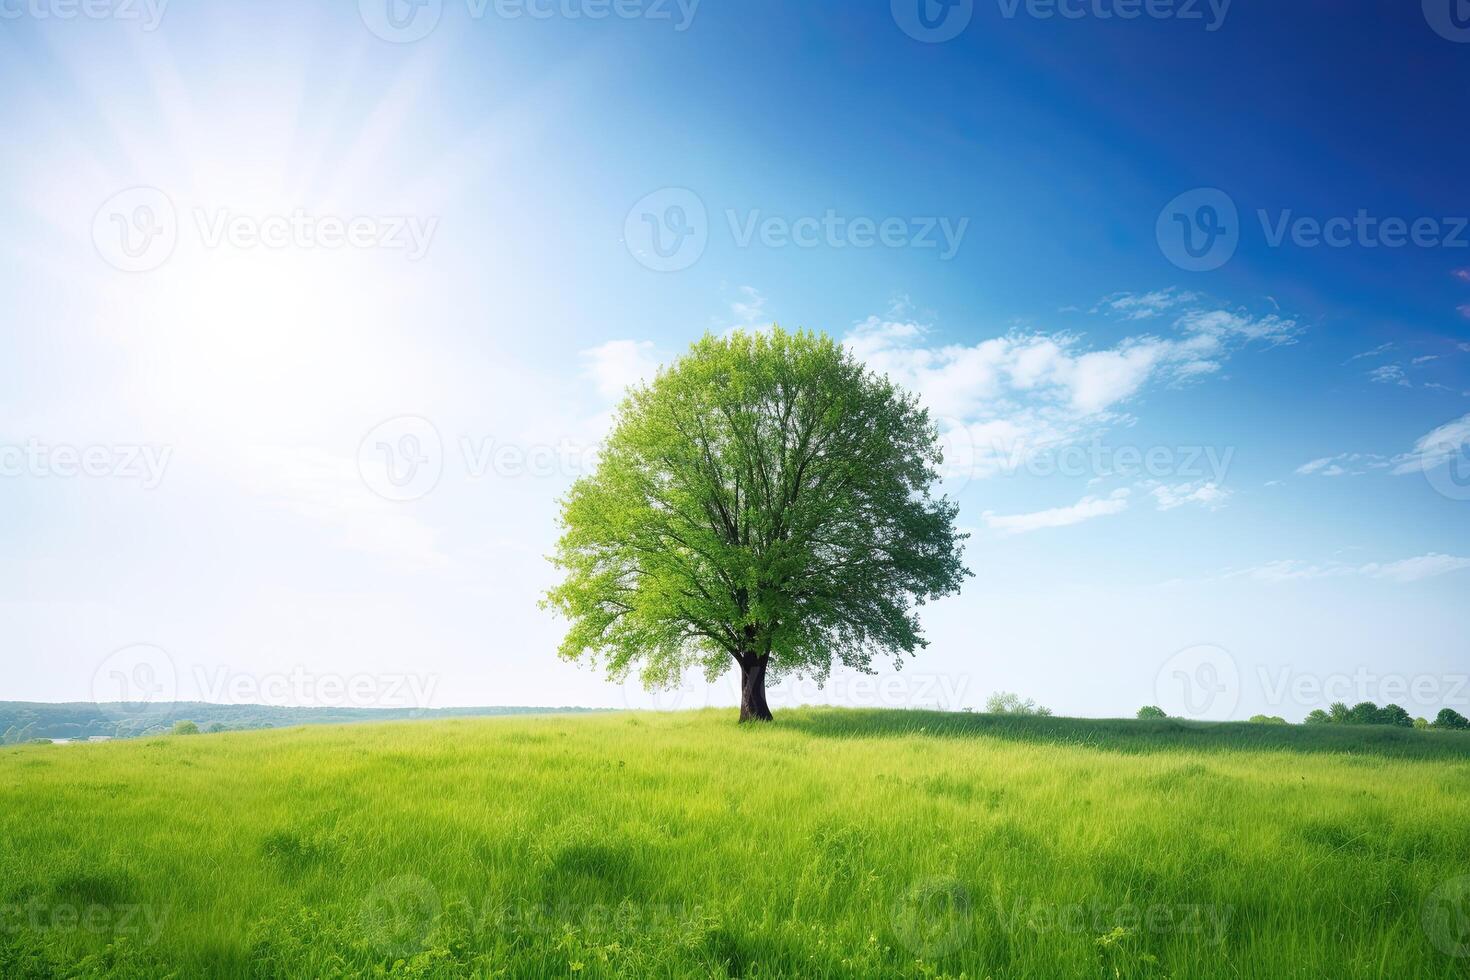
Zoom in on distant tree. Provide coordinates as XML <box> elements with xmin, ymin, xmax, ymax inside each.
<box><xmin>1377</xmin><ymin>704</ymin><xmax>1413</xmax><ymax>729</ymax></box>
<box><xmin>172</xmin><ymin>720</ymin><xmax>200</xmax><ymax>735</ymax></box>
<box><xmin>1304</xmin><ymin>709</ymin><xmax>1331</xmax><ymax>725</ymax></box>
<box><xmin>985</xmin><ymin>692</ymin><xmax>1052</xmax><ymax>716</ymax></box>
<box><xmin>1413</xmin><ymin>717</ymin><xmax>1430</xmax><ymax>730</ymax></box>
<box><xmin>545</xmin><ymin>330</ymin><xmax>970</xmax><ymax>722</ymax></box>
<box><xmin>1328</xmin><ymin>702</ymin><xmax>1350</xmax><ymax>723</ymax></box>
<box><xmin>206</xmin><ymin>722</ymin><xmax>226</xmax><ymax>734</ymax></box>
<box><xmin>1346</xmin><ymin>702</ymin><xmax>1381</xmax><ymax>725</ymax></box>
<box><xmin>1248</xmin><ymin>714</ymin><xmax>1288</xmax><ymax>725</ymax></box>
<box><xmin>29</xmin><ymin>738</ymin><xmax>53</xmax><ymax>745</ymax></box>
<box><xmin>1136</xmin><ymin>706</ymin><xmax>1168</xmax><ymax>720</ymax></box>
<box><xmin>1431</xmin><ymin>708</ymin><xmax>1470</xmax><ymax>731</ymax></box>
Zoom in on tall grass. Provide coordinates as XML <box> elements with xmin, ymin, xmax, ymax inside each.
<box><xmin>3</xmin><ymin>708</ymin><xmax>1469</xmax><ymax>977</ymax></box>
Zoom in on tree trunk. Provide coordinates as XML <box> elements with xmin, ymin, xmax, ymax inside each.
<box><xmin>738</xmin><ymin>655</ymin><xmax>773</xmax><ymax>723</ymax></box>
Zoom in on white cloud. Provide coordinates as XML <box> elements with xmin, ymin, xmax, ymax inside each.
<box><xmin>1369</xmin><ymin>364</ymin><xmax>1411</xmax><ymax>387</ymax></box>
<box><xmin>1392</xmin><ymin>413</ymin><xmax>1470</xmax><ymax>476</ymax></box>
<box><xmin>1151</xmin><ymin>481</ymin><xmax>1231</xmax><ymax>511</ymax></box>
<box><xmin>580</xmin><ymin>340</ymin><xmax>662</xmax><ymax>400</ymax></box>
<box><xmin>1347</xmin><ymin>342</ymin><xmax>1394</xmax><ymax>362</ymax></box>
<box><xmin>1093</xmin><ymin>288</ymin><xmax>1198</xmax><ymax>320</ymax></box>
<box><xmin>1360</xmin><ymin>554</ymin><xmax>1470</xmax><ymax>583</ymax></box>
<box><xmin>1228</xmin><ymin>553</ymin><xmax>1470</xmax><ymax>585</ymax></box>
<box><xmin>729</xmin><ymin>285</ymin><xmax>768</xmax><ymax>328</ymax></box>
<box><xmin>846</xmin><ymin>298</ymin><xmax>1298</xmax><ymax>482</ymax></box>
<box><xmin>982</xmin><ymin>488</ymin><xmax>1130</xmax><ymax>535</ymax></box>
<box><xmin>1295</xmin><ymin>452</ymin><xmax>1391</xmax><ymax>478</ymax></box>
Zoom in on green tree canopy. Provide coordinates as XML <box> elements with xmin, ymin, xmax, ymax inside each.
<box><xmin>544</xmin><ymin>329</ymin><xmax>970</xmax><ymax>721</ymax></box>
<box><xmin>1431</xmin><ymin>708</ymin><xmax>1469</xmax><ymax>731</ymax></box>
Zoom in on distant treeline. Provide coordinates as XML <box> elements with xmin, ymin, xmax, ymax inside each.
<box><xmin>1138</xmin><ymin>702</ymin><xmax>1470</xmax><ymax>730</ymax></box>
<box><xmin>0</xmin><ymin>702</ymin><xmax>600</xmax><ymax>744</ymax></box>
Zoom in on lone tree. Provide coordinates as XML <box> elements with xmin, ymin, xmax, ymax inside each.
<box><xmin>544</xmin><ymin>329</ymin><xmax>969</xmax><ymax>722</ymax></box>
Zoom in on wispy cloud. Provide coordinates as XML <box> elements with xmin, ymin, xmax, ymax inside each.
<box><xmin>1392</xmin><ymin>413</ymin><xmax>1470</xmax><ymax>476</ymax></box>
<box><xmin>1150</xmin><ymin>480</ymin><xmax>1231</xmax><ymax>511</ymax></box>
<box><xmin>1092</xmin><ymin>288</ymin><xmax>1198</xmax><ymax>321</ymax></box>
<box><xmin>580</xmin><ymin>340</ymin><xmax>662</xmax><ymax>400</ymax></box>
<box><xmin>846</xmin><ymin>295</ymin><xmax>1298</xmax><ymax>481</ymax></box>
<box><xmin>1227</xmin><ymin>553</ymin><xmax>1470</xmax><ymax>584</ymax></box>
<box><xmin>1295</xmin><ymin>453</ymin><xmax>1391</xmax><ymax>477</ymax></box>
<box><xmin>1346</xmin><ymin>342</ymin><xmax>1394</xmax><ymax>362</ymax></box>
<box><xmin>1368</xmin><ymin>363</ymin><xmax>1411</xmax><ymax>387</ymax></box>
<box><xmin>982</xmin><ymin>488</ymin><xmax>1130</xmax><ymax>535</ymax></box>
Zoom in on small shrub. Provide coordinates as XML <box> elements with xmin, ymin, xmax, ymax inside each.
<box><xmin>172</xmin><ymin>720</ymin><xmax>200</xmax><ymax>736</ymax></box>
<box><xmin>985</xmin><ymin>692</ymin><xmax>1052</xmax><ymax>716</ymax></box>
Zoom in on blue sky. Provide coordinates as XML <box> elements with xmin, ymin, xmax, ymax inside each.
<box><xmin>1</xmin><ymin>0</ymin><xmax>1467</xmax><ymax>720</ymax></box>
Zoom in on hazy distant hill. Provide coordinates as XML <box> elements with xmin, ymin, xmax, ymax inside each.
<box><xmin>0</xmin><ymin>701</ymin><xmax>599</xmax><ymax>743</ymax></box>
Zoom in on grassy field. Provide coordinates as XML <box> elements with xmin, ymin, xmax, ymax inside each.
<box><xmin>3</xmin><ymin>709</ymin><xmax>1470</xmax><ymax>978</ymax></box>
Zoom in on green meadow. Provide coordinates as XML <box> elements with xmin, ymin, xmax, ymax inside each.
<box><xmin>4</xmin><ymin>709</ymin><xmax>1470</xmax><ymax>978</ymax></box>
